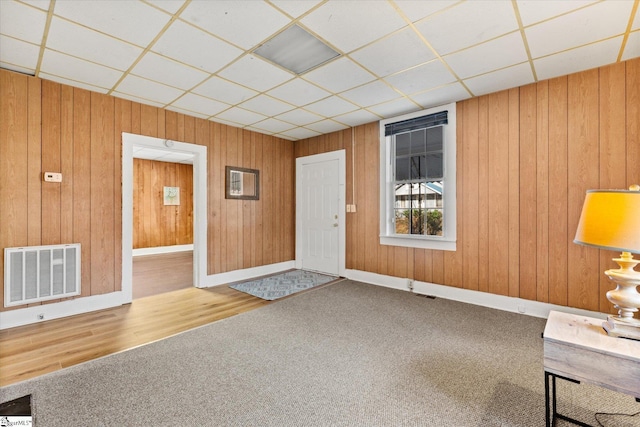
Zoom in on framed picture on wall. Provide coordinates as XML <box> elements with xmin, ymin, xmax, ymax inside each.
<box><xmin>163</xmin><ymin>186</ymin><xmax>180</xmax><ymax>205</ymax></box>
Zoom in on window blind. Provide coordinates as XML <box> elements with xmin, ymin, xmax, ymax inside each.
<box><xmin>384</xmin><ymin>111</ymin><xmax>448</xmax><ymax>136</ymax></box>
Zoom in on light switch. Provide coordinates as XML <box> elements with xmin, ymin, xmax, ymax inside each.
<box><xmin>44</xmin><ymin>172</ymin><xmax>62</xmax><ymax>182</ymax></box>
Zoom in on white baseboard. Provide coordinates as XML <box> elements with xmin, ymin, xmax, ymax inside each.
<box><xmin>132</xmin><ymin>244</ymin><xmax>193</xmax><ymax>256</ymax></box>
<box><xmin>200</xmin><ymin>261</ymin><xmax>296</xmax><ymax>287</ymax></box>
<box><xmin>345</xmin><ymin>269</ymin><xmax>608</xmax><ymax>320</ymax></box>
<box><xmin>0</xmin><ymin>291</ymin><xmax>126</xmax><ymax>330</ymax></box>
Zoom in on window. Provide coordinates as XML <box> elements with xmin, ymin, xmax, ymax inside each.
<box><xmin>379</xmin><ymin>103</ymin><xmax>456</xmax><ymax>251</ymax></box>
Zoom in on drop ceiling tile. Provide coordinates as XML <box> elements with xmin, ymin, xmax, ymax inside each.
<box><xmin>533</xmin><ymin>37</ymin><xmax>622</xmax><ymax>81</ymax></box>
<box><xmin>304</xmin><ymin>96</ymin><xmax>359</xmax><ymax>117</ymax></box>
<box><xmin>516</xmin><ymin>0</ymin><xmax>597</xmax><ymax>27</ymax></box>
<box><xmin>333</xmin><ymin>109</ymin><xmax>380</xmax><ymax>127</ymax></box>
<box><xmin>367</xmin><ymin>98</ymin><xmax>420</xmax><ymax>119</ymax></box>
<box><xmin>218</xmin><ymin>55</ymin><xmax>293</xmax><ymax>92</ymax></box>
<box><xmin>385</xmin><ymin>60</ymin><xmax>457</xmax><ymax>95</ymax></box>
<box><xmin>181</xmin><ymin>1</ymin><xmax>290</xmax><ymax>50</ymax></box>
<box><xmin>411</xmin><ymin>83</ymin><xmax>471</xmax><ymax>110</ymax></box>
<box><xmin>193</xmin><ymin>77</ymin><xmax>258</xmax><ymax>105</ymax></box>
<box><xmin>415</xmin><ymin>1</ymin><xmax>518</xmax><ymax>55</ymax></box>
<box><xmin>238</xmin><ymin>95</ymin><xmax>293</xmax><ymax>116</ymax></box>
<box><xmin>351</xmin><ymin>27</ymin><xmax>436</xmax><ymax>77</ymax></box>
<box><xmin>215</xmin><ymin>107</ymin><xmax>267</xmax><ymax>126</ymax></box>
<box><xmin>132</xmin><ymin>52</ymin><xmax>209</xmax><ymax>90</ymax></box>
<box><xmin>145</xmin><ymin>0</ymin><xmax>186</xmax><ymax>14</ymax></box>
<box><xmin>270</xmin><ymin>0</ymin><xmax>323</xmax><ymax>18</ymax></box>
<box><xmin>0</xmin><ymin>1</ymin><xmax>47</xmax><ymax>44</ymax></box>
<box><xmin>116</xmin><ymin>74</ymin><xmax>184</xmax><ymax>105</ymax></box>
<box><xmin>304</xmin><ymin>57</ymin><xmax>375</xmax><ymax>93</ymax></box>
<box><xmin>0</xmin><ymin>36</ymin><xmax>40</xmax><ymax>72</ymax></box>
<box><xmin>526</xmin><ymin>1</ymin><xmax>632</xmax><ymax>59</ymax></box>
<box><xmin>171</xmin><ymin>93</ymin><xmax>229</xmax><ymax>117</ymax></box>
<box><xmin>276</xmin><ymin>109</ymin><xmax>323</xmax><ymax>126</ymax></box>
<box><xmin>634</xmin><ymin>8</ymin><xmax>640</xmax><ymax>30</ymax></box>
<box><xmin>251</xmin><ymin>118</ymin><xmax>296</xmax><ymax>134</ymax></box>
<box><xmin>444</xmin><ymin>32</ymin><xmax>528</xmax><ymax>79</ymax></box>
<box><xmin>301</xmin><ymin>1</ymin><xmax>406</xmax><ymax>53</ymax></box>
<box><xmin>40</xmin><ymin>72</ymin><xmax>110</xmax><ymax>93</ymax></box>
<box><xmin>622</xmin><ymin>30</ymin><xmax>640</xmax><ymax>61</ymax></box>
<box><xmin>40</xmin><ymin>49</ymin><xmax>123</xmax><ymax>89</ymax></box>
<box><xmin>464</xmin><ymin>62</ymin><xmax>534</xmax><ymax>96</ymax></box>
<box><xmin>341</xmin><ymin>81</ymin><xmax>401</xmax><ymax>107</ymax></box>
<box><xmin>305</xmin><ymin>120</ymin><xmax>349</xmax><ymax>134</ymax></box>
<box><xmin>164</xmin><ymin>105</ymin><xmax>209</xmax><ymax>120</ymax></box>
<box><xmin>20</xmin><ymin>1</ymin><xmax>51</xmax><ymax>11</ymax></box>
<box><xmin>47</xmin><ymin>17</ymin><xmax>142</xmax><ymax>71</ymax></box>
<box><xmin>153</xmin><ymin>20</ymin><xmax>242</xmax><ymax>74</ymax></box>
<box><xmin>279</xmin><ymin>127</ymin><xmax>321</xmax><ymax>140</ymax></box>
<box><xmin>394</xmin><ymin>1</ymin><xmax>458</xmax><ymax>23</ymax></box>
<box><xmin>53</xmin><ymin>0</ymin><xmax>171</xmax><ymax>47</ymax></box>
<box><xmin>113</xmin><ymin>91</ymin><xmax>165</xmax><ymax>108</ymax></box>
<box><xmin>267</xmin><ymin>78</ymin><xmax>331</xmax><ymax>106</ymax></box>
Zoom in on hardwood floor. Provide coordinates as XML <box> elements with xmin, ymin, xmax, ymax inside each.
<box><xmin>132</xmin><ymin>251</ymin><xmax>194</xmax><ymax>299</ymax></box>
<box><xmin>0</xmin><ymin>285</ymin><xmax>273</xmax><ymax>387</ymax></box>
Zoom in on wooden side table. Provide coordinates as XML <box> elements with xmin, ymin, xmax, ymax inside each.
<box><xmin>543</xmin><ymin>310</ymin><xmax>640</xmax><ymax>426</ymax></box>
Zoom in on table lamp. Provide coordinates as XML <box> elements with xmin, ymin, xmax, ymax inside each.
<box><xmin>573</xmin><ymin>185</ymin><xmax>640</xmax><ymax>340</ymax></box>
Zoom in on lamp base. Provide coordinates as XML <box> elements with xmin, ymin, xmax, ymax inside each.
<box><xmin>602</xmin><ymin>315</ymin><xmax>640</xmax><ymax>341</ymax></box>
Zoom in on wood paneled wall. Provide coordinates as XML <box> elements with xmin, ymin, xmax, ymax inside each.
<box><xmin>0</xmin><ymin>70</ymin><xmax>295</xmax><ymax>312</ymax></box>
<box><xmin>133</xmin><ymin>159</ymin><xmax>193</xmax><ymax>249</ymax></box>
<box><xmin>295</xmin><ymin>58</ymin><xmax>640</xmax><ymax>314</ymax></box>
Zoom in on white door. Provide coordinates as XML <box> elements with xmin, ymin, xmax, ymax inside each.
<box><xmin>296</xmin><ymin>151</ymin><xmax>345</xmax><ymax>276</ymax></box>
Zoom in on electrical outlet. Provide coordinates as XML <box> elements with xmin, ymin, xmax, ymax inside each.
<box><xmin>37</xmin><ymin>313</ymin><xmax>44</xmax><ymax>320</ymax></box>
<box><xmin>517</xmin><ymin>305</ymin><xmax>526</xmax><ymax>314</ymax></box>
<box><xmin>407</xmin><ymin>279</ymin><xmax>414</xmax><ymax>292</ymax></box>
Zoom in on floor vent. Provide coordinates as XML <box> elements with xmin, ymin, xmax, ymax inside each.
<box><xmin>4</xmin><ymin>244</ymin><xmax>81</xmax><ymax>307</ymax></box>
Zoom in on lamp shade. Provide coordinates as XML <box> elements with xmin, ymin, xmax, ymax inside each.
<box><xmin>574</xmin><ymin>189</ymin><xmax>640</xmax><ymax>254</ymax></box>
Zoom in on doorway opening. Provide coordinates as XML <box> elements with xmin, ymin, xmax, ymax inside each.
<box><xmin>122</xmin><ymin>133</ymin><xmax>208</xmax><ymax>304</ymax></box>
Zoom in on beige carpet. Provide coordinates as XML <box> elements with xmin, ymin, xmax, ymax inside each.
<box><xmin>1</xmin><ymin>280</ymin><xmax>638</xmax><ymax>426</ymax></box>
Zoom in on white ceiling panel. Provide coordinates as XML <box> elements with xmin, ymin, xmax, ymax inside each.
<box><xmin>41</xmin><ymin>49</ymin><xmax>122</xmax><ymax>89</ymax></box>
<box><xmin>132</xmin><ymin>52</ymin><xmax>208</xmax><ymax>90</ymax></box>
<box><xmin>0</xmin><ymin>1</ymin><xmax>47</xmax><ymax>44</ymax></box>
<box><xmin>305</xmin><ymin>120</ymin><xmax>349</xmax><ymax>134</ymax></box>
<box><xmin>181</xmin><ymin>1</ymin><xmax>290</xmax><ymax>50</ymax></box>
<box><xmin>332</xmin><ymin>109</ymin><xmax>380</xmax><ymax>127</ymax></box>
<box><xmin>622</xmin><ymin>31</ymin><xmax>640</xmax><ymax>61</ymax></box>
<box><xmin>193</xmin><ymin>77</ymin><xmax>258</xmax><ymax>105</ymax></box>
<box><xmin>116</xmin><ymin>74</ymin><xmax>184</xmax><ymax>105</ymax></box>
<box><xmin>534</xmin><ymin>37</ymin><xmax>622</xmax><ymax>81</ymax></box>
<box><xmin>526</xmin><ymin>1</ymin><xmax>633</xmax><ymax>59</ymax></box>
<box><xmin>53</xmin><ymin>0</ymin><xmax>171</xmax><ymax>47</ymax></box>
<box><xmin>270</xmin><ymin>0</ymin><xmax>323</xmax><ymax>18</ymax></box>
<box><xmin>394</xmin><ymin>1</ymin><xmax>459</xmax><ymax>23</ymax></box>
<box><xmin>351</xmin><ymin>27</ymin><xmax>436</xmax><ymax>77</ymax></box>
<box><xmin>304</xmin><ymin>57</ymin><xmax>375</xmax><ymax>93</ymax></box>
<box><xmin>218</xmin><ymin>55</ymin><xmax>293</xmax><ymax>92</ymax></box>
<box><xmin>267</xmin><ymin>78</ymin><xmax>331</xmax><ymax>106</ymax></box>
<box><xmin>463</xmin><ymin>62</ymin><xmax>534</xmax><ymax>96</ymax></box>
<box><xmin>444</xmin><ymin>32</ymin><xmax>528</xmax><ymax>79</ymax></box>
<box><xmin>152</xmin><ymin>20</ymin><xmax>242</xmax><ymax>74</ymax></box>
<box><xmin>304</xmin><ymin>96</ymin><xmax>359</xmax><ymax>117</ymax></box>
<box><xmin>301</xmin><ymin>1</ymin><xmax>406</xmax><ymax>53</ymax></box>
<box><xmin>133</xmin><ymin>146</ymin><xmax>194</xmax><ymax>164</ymax></box>
<box><xmin>385</xmin><ymin>60</ymin><xmax>457</xmax><ymax>95</ymax></box>
<box><xmin>170</xmin><ymin>93</ymin><xmax>229</xmax><ymax>117</ymax></box>
<box><xmin>411</xmin><ymin>83</ymin><xmax>471</xmax><ymax>110</ymax></box>
<box><xmin>276</xmin><ymin>109</ymin><xmax>323</xmax><ymax>126</ymax></box>
<box><xmin>239</xmin><ymin>95</ymin><xmax>293</xmax><ymax>116</ymax></box>
<box><xmin>47</xmin><ymin>17</ymin><xmax>142</xmax><ymax>71</ymax></box>
<box><xmin>0</xmin><ymin>37</ymin><xmax>40</xmax><ymax>72</ymax></box>
<box><xmin>340</xmin><ymin>80</ymin><xmax>402</xmax><ymax>107</ymax></box>
<box><xmin>216</xmin><ymin>107</ymin><xmax>267</xmax><ymax>126</ymax></box>
<box><xmin>2</xmin><ymin>0</ymin><xmax>637</xmax><ymax>140</ymax></box>
<box><xmin>516</xmin><ymin>0</ymin><xmax>597</xmax><ymax>26</ymax></box>
<box><xmin>415</xmin><ymin>1</ymin><xmax>518</xmax><ymax>55</ymax></box>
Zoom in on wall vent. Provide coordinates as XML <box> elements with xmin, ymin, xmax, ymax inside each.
<box><xmin>4</xmin><ymin>244</ymin><xmax>81</xmax><ymax>307</ymax></box>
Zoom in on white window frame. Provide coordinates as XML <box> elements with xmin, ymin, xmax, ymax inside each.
<box><xmin>379</xmin><ymin>102</ymin><xmax>456</xmax><ymax>251</ymax></box>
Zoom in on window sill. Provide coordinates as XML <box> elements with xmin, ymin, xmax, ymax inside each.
<box><xmin>379</xmin><ymin>235</ymin><xmax>456</xmax><ymax>251</ymax></box>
